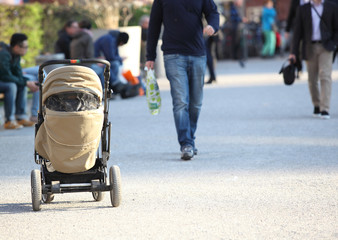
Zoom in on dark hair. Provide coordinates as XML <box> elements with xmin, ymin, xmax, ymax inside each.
<box><xmin>10</xmin><ymin>33</ymin><xmax>28</xmax><ymax>47</ymax></box>
<box><xmin>79</xmin><ymin>19</ymin><xmax>92</xmax><ymax>30</ymax></box>
<box><xmin>118</xmin><ymin>32</ymin><xmax>129</xmax><ymax>45</ymax></box>
<box><xmin>63</xmin><ymin>20</ymin><xmax>77</xmax><ymax>30</ymax></box>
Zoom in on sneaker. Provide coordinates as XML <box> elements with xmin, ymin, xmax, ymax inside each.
<box><xmin>194</xmin><ymin>148</ymin><xmax>198</xmax><ymax>156</ymax></box>
<box><xmin>313</xmin><ymin>106</ymin><xmax>320</xmax><ymax>117</ymax></box>
<box><xmin>17</xmin><ymin>119</ymin><xmax>35</xmax><ymax>127</ymax></box>
<box><xmin>320</xmin><ymin>111</ymin><xmax>330</xmax><ymax>119</ymax></box>
<box><xmin>4</xmin><ymin>121</ymin><xmax>23</xmax><ymax>130</ymax></box>
<box><xmin>181</xmin><ymin>145</ymin><xmax>194</xmax><ymax>160</ymax></box>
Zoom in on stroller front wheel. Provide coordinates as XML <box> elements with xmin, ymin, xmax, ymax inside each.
<box><xmin>31</xmin><ymin>169</ymin><xmax>42</xmax><ymax>211</ymax></box>
<box><xmin>109</xmin><ymin>165</ymin><xmax>121</xmax><ymax>207</ymax></box>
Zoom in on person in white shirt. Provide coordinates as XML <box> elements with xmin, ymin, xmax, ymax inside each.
<box><xmin>289</xmin><ymin>0</ymin><xmax>338</xmax><ymax>119</ymax></box>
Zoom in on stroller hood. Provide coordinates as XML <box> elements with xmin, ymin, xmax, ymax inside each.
<box><xmin>42</xmin><ymin>65</ymin><xmax>102</xmax><ymax>104</ymax></box>
<box><xmin>35</xmin><ymin>65</ymin><xmax>104</xmax><ymax>173</ymax></box>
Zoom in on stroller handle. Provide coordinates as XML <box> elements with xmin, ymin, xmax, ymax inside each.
<box><xmin>38</xmin><ymin>58</ymin><xmax>110</xmax><ymax>84</ymax></box>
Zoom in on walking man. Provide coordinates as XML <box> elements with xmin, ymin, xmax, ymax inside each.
<box><xmin>145</xmin><ymin>0</ymin><xmax>219</xmax><ymax>160</ymax></box>
<box><xmin>289</xmin><ymin>0</ymin><xmax>338</xmax><ymax>119</ymax></box>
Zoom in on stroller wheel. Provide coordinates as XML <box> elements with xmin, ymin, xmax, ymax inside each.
<box><xmin>42</xmin><ymin>193</ymin><xmax>54</xmax><ymax>203</ymax></box>
<box><xmin>31</xmin><ymin>169</ymin><xmax>42</xmax><ymax>211</ymax></box>
<box><xmin>92</xmin><ymin>191</ymin><xmax>104</xmax><ymax>201</ymax></box>
<box><xmin>109</xmin><ymin>165</ymin><xmax>121</xmax><ymax>207</ymax></box>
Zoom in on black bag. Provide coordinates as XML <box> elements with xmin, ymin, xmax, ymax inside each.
<box><xmin>279</xmin><ymin>60</ymin><xmax>297</xmax><ymax>85</ymax></box>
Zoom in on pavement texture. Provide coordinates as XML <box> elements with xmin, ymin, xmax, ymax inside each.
<box><xmin>0</xmin><ymin>57</ymin><xmax>338</xmax><ymax>240</ymax></box>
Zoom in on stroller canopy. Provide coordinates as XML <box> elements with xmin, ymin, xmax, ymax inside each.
<box><xmin>35</xmin><ymin>66</ymin><xmax>104</xmax><ymax>173</ymax></box>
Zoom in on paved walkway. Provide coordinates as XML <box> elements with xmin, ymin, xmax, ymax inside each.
<box><xmin>0</xmin><ymin>57</ymin><xmax>338</xmax><ymax>239</ymax></box>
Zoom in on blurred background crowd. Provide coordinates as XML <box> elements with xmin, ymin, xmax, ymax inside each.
<box><xmin>0</xmin><ymin>0</ymin><xmax>298</xmax><ymax>67</ymax></box>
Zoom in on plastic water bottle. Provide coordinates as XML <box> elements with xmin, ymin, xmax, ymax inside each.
<box><xmin>145</xmin><ymin>67</ymin><xmax>161</xmax><ymax>115</ymax></box>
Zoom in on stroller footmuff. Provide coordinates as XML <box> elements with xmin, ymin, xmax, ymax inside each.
<box><xmin>31</xmin><ymin>60</ymin><xmax>121</xmax><ymax>211</ymax></box>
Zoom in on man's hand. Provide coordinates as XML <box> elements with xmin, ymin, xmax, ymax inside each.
<box><xmin>203</xmin><ymin>25</ymin><xmax>215</xmax><ymax>36</ymax></box>
<box><xmin>145</xmin><ymin>61</ymin><xmax>155</xmax><ymax>70</ymax></box>
<box><xmin>288</xmin><ymin>54</ymin><xmax>296</xmax><ymax>64</ymax></box>
<box><xmin>26</xmin><ymin>81</ymin><xmax>39</xmax><ymax>92</ymax></box>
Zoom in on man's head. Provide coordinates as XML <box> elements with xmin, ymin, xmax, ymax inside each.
<box><xmin>139</xmin><ymin>15</ymin><xmax>150</xmax><ymax>29</ymax></box>
<box><xmin>64</xmin><ymin>20</ymin><xmax>79</xmax><ymax>36</ymax></box>
<box><xmin>79</xmin><ymin>19</ymin><xmax>92</xmax><ymax>30</ymax></box>
<box><xmin>118</xmin><ymin>32</ymin><xmax>129</xmax><ymax>46</ymax></box>
<box><xmin>10</xmin><ymin>33</ymin><xmax>28</xmax><ymax>56</ymax></box>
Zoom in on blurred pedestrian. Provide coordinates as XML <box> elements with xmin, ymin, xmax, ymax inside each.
<box><xmin>145</xmin><ymin>0</ymin><xmax>219</xmax><ymax>160</ymax></box>
<box><xmin>229</xmin><ymin>0</ymin><xmax>247</xmax><ymax>67</ymax></box>
<box><xmin>139</xmin><ymin>15</ymin><xmax>150</xmax><ymax>70</ymax></box>
<box><xmin>55</xmin><ymin>20</ymin><xmax>79</xmax><ymax>59</ymax></box>
<box><xmin>205</xmin><ymin>35</ymin><xmax>218</xmax><ymax>84</ymax></box>
<box><xmin>70</xmin><ymin>19</ymin><xmax>103</xmax><ymax>81</ymax></box>
<box><xmin>261</xmin><ymin>0</ymin><xmax>276</xmax><ymax>58</ymax></box>
<box><xmin>289</xmin><ymin>0</ymin><xmax>338</xmax><ymax>119</ymax></box>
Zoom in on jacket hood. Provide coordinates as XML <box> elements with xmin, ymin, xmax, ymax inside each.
<box><xmin>108</xmin><ymin>30</ymin><xmax>120</xmax><ymax>39</ymax></box>
<box><xmin>73</xmin><ymin>30</ymin><xmax>89</xmax><ymax>39</ymax></box>
<box><xmin>0</xmin><ymin>41</ymin><xmax>10</xmax><ymax>52</ymax></box>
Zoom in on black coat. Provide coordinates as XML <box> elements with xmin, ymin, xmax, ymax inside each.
<box><xmin>292</xmin><ymin>1</ymin><xmax>338</xmax><ymax>60</ymax></box>
<box><xmin>286</xmin><ymin>0</ymin><xmax>300</xmax><ymax>33</ymax></box>
<box><xmin>54</xmin><ymin>30</ymin><xmax>72</xmax><ymax>59</ymax></box>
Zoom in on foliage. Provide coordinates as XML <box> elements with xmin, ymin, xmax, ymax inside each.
<box><xmin>120</xmin><ymin>4</ymin><xmax>151</xmax><ymax>27</ymax></box>
<box><xmin>0</xmin><ymin>3</ymin><xmax>43</xmax><ymax>67</ymax></box>
<box><xmin>0</xmin><ymin>1</ymin><xmax>150</xmax><ymax>66</ymax></box>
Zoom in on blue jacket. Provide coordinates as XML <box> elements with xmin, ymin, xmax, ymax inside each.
<box><xmin>146</xmin><ymin>0</ymin><xmax>219</xmax><ymax>61</ymax></box>
<box><xmin>94</xmin><ymin>30</ymin><xmax>122</xmax><ymax>64</ymax></box>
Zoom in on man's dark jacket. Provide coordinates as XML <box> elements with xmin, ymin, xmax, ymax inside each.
<box><xmin>55</xmin><ymin>30</ymin><xmax>72</xmax><ymax>59</ymax></box>
<box><xmin>292</xmin><ymin>1</ymin><xmax>338</xmax><ymax>60</ymax></box>
<box><xmin>146</xmin><ymin>0</ymin><xmax>219</xmax><ymax>61</ymax></box>
<box><xmin>0</xmin><ymin>42</ymin><xmax>27</xmax><ymax>86</ymax></box>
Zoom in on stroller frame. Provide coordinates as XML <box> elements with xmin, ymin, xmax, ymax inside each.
<box><xmin>31</xmin><ymin>59</ymin><xmax>121</xmax><ymax>211</ymax></box>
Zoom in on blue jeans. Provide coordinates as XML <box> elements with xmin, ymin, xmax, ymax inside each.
<box><xmin>23</xmin><ymin>66</ymin><xmax>39</xmax><ymax>117</ymax></box>
<box><xmin>109</xmin><ymin>60</ymin><xmax>121</xmax><ymax>87</ymax></box>
<box><xmin>0</xmin><ymin>81</ymin><xmax>27</xmax><ymax>121</ymax></box>
<box><xmin>90</xmin><ymin>64</ymin><xmax>104</xmax><ymax>89</ymax></box>
<box><xmin>164</xmin><ymin>54</ymin><xmax>206</xmax><ymax>149</ymax></box>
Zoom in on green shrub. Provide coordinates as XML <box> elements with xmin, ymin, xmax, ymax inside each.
<box><xmin>0</xmin><ymin>3</ymin><xmax>43</xmax><ymax>67</ymax></box>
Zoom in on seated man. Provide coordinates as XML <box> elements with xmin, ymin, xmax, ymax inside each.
<box><xmin>0</xmin><ymin>33</ymin><xmax>39</xmax><ymax>129</ymax></box>
<box><xmin>94</xmin><ymin>30</ymin><xmax>139</xmax><ymax>99</ymax></box>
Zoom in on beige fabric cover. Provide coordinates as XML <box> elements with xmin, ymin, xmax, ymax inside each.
<box><xmin>35</xmin><ymin>66</ymin><xmax>103</xmax><ymax>173</ymax></box>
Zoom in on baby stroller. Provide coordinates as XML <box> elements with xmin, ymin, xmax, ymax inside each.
<box><xmin>31</xmin><ymin>59</ymin><xmax>121</xmax><ymax>211</ymax></box>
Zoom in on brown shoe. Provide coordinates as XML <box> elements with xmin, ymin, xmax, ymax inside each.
<box><xmin>4</xmin><ymin>121</ymin><xmax>23</xmax><ymax>130</ymax></box>
<box><xmin>17</xmin><ymin>119</ymin><xmax>35</xmax><ymax>127</ymax></box>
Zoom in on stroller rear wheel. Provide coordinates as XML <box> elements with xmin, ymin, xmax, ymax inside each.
<box><xmin>109</xmin><ymin>165</ymin><xmax>121</xmax><ymax>207</ymax></box>
<box><xmin>31</xmin><ymin>169</ymin><xmax>42</xmax><ymax>211</ymax></box>
<box><xmin>92</xmin><ymin>191</ymin><xmax>104</xmax><ymax>201</ymax></box>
